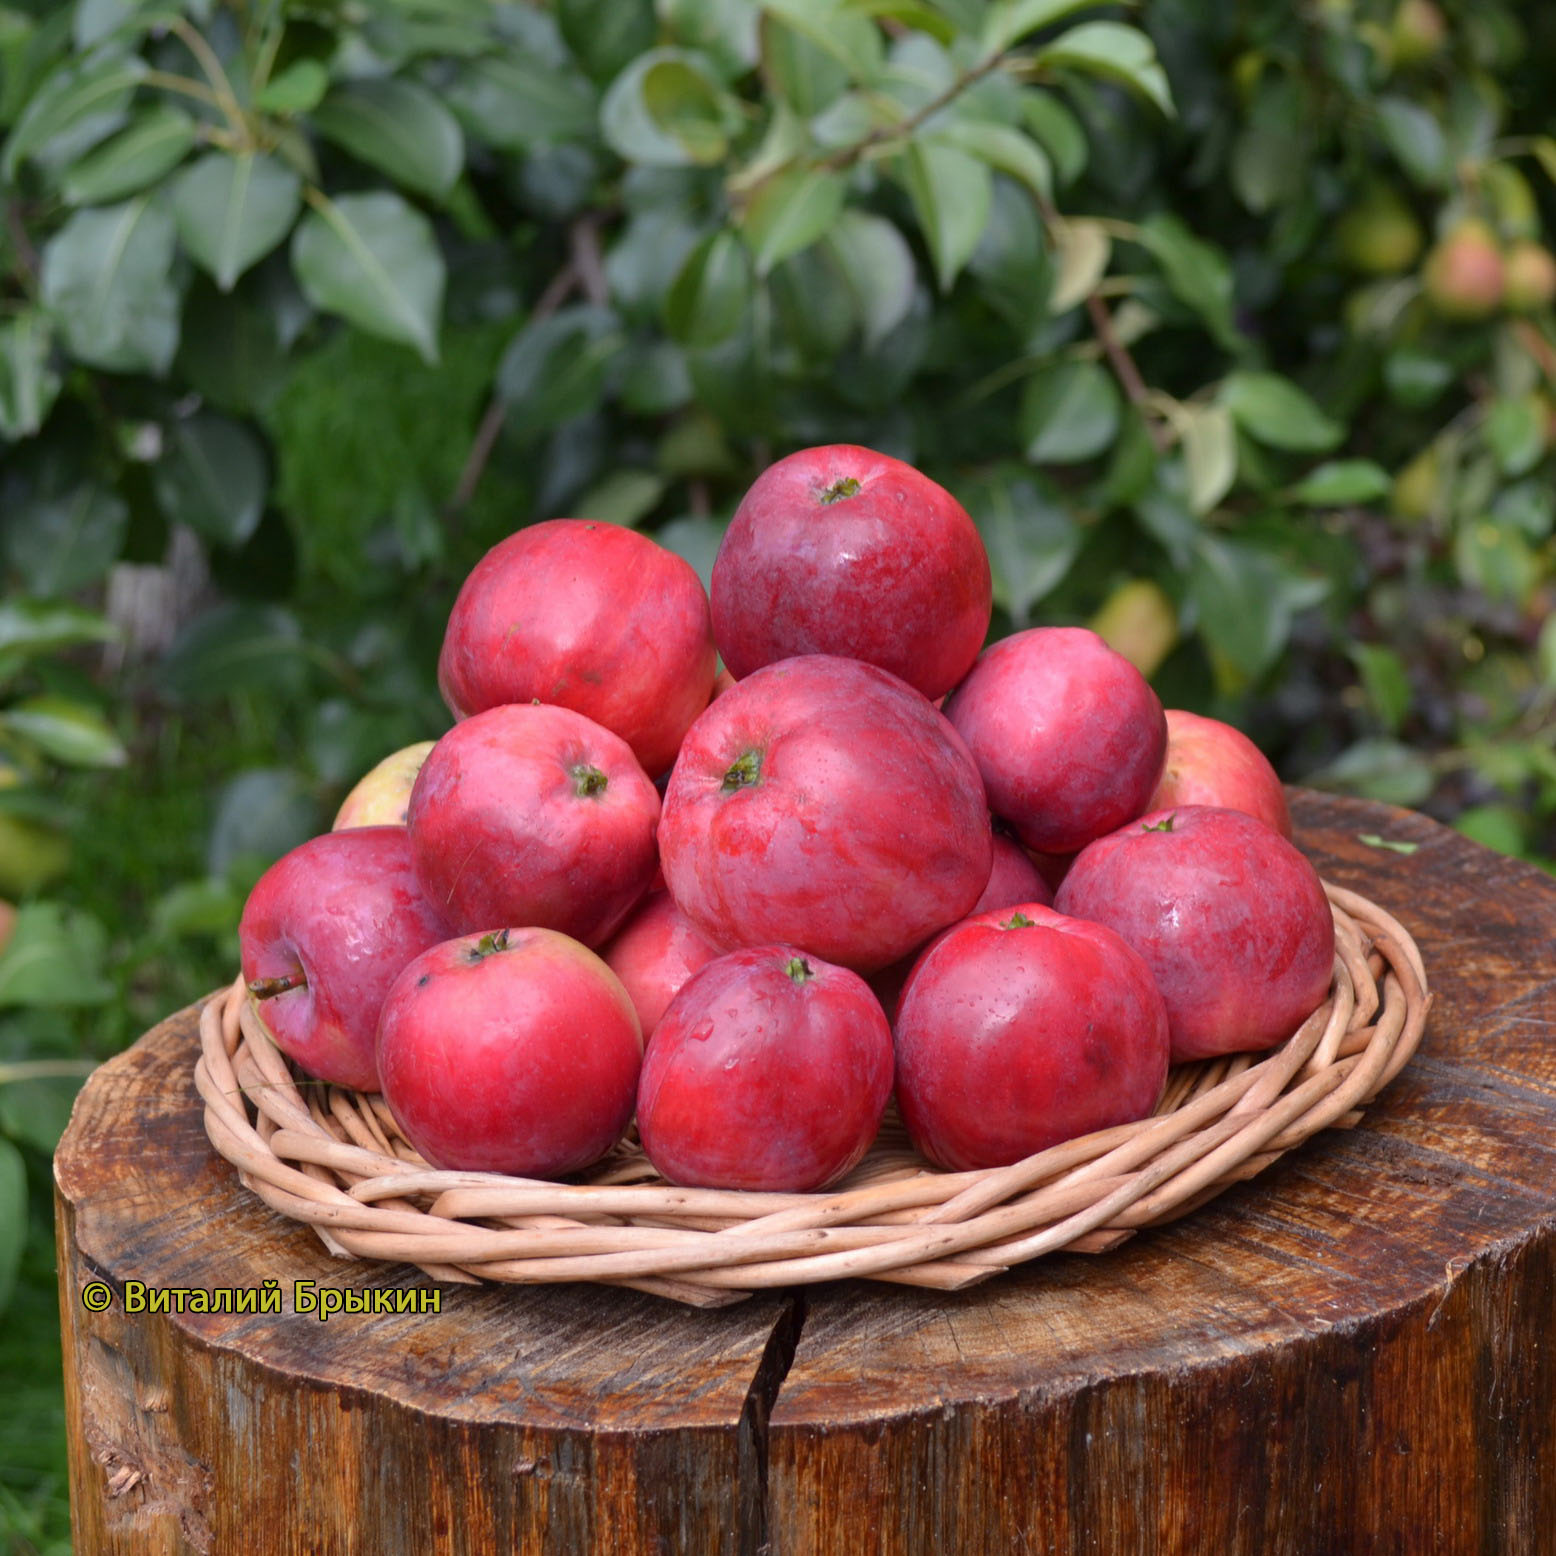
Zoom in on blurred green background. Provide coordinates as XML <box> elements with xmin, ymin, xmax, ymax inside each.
<box><xmin>4</xmin><ymin>0</ymin><xmax>1556</xmax><ymax>1546</ymax></box>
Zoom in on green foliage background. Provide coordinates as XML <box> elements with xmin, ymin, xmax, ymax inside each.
<box><xmin>4</xmin><ymin>0</ymin><xmax>1556</xmax><ymax>1545</ymax></box>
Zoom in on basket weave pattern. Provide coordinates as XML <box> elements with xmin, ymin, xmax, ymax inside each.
<box><xmin>194</xmin><ymin>881</ymin><xmax>1430</xmax><ymax>1308</ymax></box>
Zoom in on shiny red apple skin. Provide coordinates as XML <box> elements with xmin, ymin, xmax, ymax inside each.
<box><xmin>894</xmin><ymin>903</ymin><xmax>1169</xmax><ymax>1172</ymax></box>
<box><xmin>437</xmin><ymin>519</ymin><xmax>717</xmax><ymax>778</ymax></box>
<box><xmin>943</xmin><ymin>626</ymin><xmax>1167</xmax><ymax>855</ymax></box>
<box><xmin>600</xmin><ymin>889</ymin><xmax>722</xmax><ymax>1041</ymax></box>
<box><xmin>239</xmin><ymin>827</ymin><xmax>451</xmax><ymax>1091</ymax></box>
<box><xmin>1148</xmin><ymin>709</ymin><xmax>1293</xmax><ymax>838</ymax></box>
<box><xmin>636</xmin><ymin>945</ymin><xmax>893</xmax><ymax>1191</ymax></box>
<box><xmin>659</xmin><ymin>655</ymin><xmax>992</xmax><ymax>973</ymax></box>
<box><xmin>1055</xmin><ymin>806</ymin><xmax>1335</xmax><ymax>1063</ymax></box>
<box><xmin>376</xmin><ymin>927</ymin><xmax>642</xmax><ymax>1176</ymax></box>
<box><xmin>711</xmin><ymin>445</ymin><xmax>992</xmax><ymax>701</ymax></box>
<box><xmin>407</xmin><ymin>703</ymin><xmax>659</xmax><ymax>948</ymax></box>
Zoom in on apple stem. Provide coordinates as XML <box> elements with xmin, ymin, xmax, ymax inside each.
<box><xmin>571</xmin><ymin>764</ymin><xmax>609</xmax><ymax>798</ymax></box>
<box><xmin>721</xmin><ymin>749</ymin><xmax>762</xmax><ymax>792</ymax></box>
<box><xmin>819</xmin><ymin>476</ymin><xmax>861</xmax><ymax>505</ymax></box>
<box><xmin>470</xmin><ymin>929</ymin><xmax>513</xmax><ymax>961</ymax></box>
<box><xmin>248</xmin><ymin>971</ymin><xmax>307</xmax><ymax>1000</ymax></box>
<box><xmin>1001</xmin><ymin>912</ymin><xmax>1036</xmax><ymax>930</ymax></box>
<box><xmin>784</xmin><ymin>956</ymin><xmax>814</xmax><ymax>983</ymax></box>
<box><xmin>1143</xmin><ymin>815</ymin><xmax>1176</xmax><ymax>832</ymax></box>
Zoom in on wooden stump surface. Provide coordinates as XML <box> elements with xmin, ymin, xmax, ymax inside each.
<box><xmin>54</xmin><ymin>791</ymin><xmax>1556</xmax><ymax>1554</ymax></box>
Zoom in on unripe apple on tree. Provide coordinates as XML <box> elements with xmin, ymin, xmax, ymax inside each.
<box><xmin>1503</xmin><ymin>241</ymin><xmax>1556</xmax><ymax>314</ymax></box>
<box><xmin>239</xmin><ymin>827</ymin><xmax>452</xmax><ymax>1091</ymax></box>
<box><xmin>711</xmin><ymin>444</ymin><xmax>992</xmax><ymax>701</ymax></box>
<box><xmin>636</xmin><ymin>945</ymin><xmax>894</xmax><ymax>1191</ymax></box>
<box><xmin>377</xmin><ymin>927</ymin><xmax>642</xmax><ymax>1177</ymax></box>
<box><xmin>332</xmin><ymin>741</ymin><xmax>435</xmax><ymax>830</ymax></box>
<box><xmin>1421</xmin><ymin>221</ymin><xmax>1504</xmax><ymax>321</ymax></box>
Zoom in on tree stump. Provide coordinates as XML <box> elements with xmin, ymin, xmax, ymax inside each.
<box><xmin>55</xmin><ymin>792</ymin><xmax>1556</xmax><ymax>1554</ymax></box>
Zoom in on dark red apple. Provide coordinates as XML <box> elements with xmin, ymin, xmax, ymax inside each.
<box><xmin>239</xmin><ymin>827</ymin><xmax>451</xmax><ymax>1091</ymax></box>
<box><xmin>1148</xmin><ymin>709</ymin><xmax>1292</xmax><ymax>838</ymax></box>
<box><xmin>407</xmin><ymin>703</ymin><xmax>659</xmax><ymax>948</ymax></box>
<box><xmin>1055</xmin><ymin>806</ymin><xmax>1335</xmax><ymax>1063</ymax></box>
<box><xmin>659</xmin><ymin>655</ymin><xmax>992</xmax><ymax>972</ymax></box>
<box><xmin>376</xmin><ymin>927</ymin><xmax>642</xmax><ymax>1176</ymax></box>
<box><xmin>600</xmin><ymin>889</ymin><xmax>722</xmax><ymax>1041</ymax></box>
<box><xmin>894</xmin><ymin>903</ymin><xmax>1169</xmax><ymax>1171</ymax></box>
<box><xmin>438</xmin><ymin>519</ymin><xmax>717</xmax><ymax>778</ymax></box>
<box><xmin>636</xmin><ymin>946</ymin><xmax>893</xmax><ymax>1190</ymax></box>
<box><xmin>943</xmin><ymin>626</ymin><xmax>1167</xmax><ymax>855</ymax></box>
<box><xmin>711</xmin><ymin>445</ymin><xmax>992</xmax><ymax>701</ymax></box>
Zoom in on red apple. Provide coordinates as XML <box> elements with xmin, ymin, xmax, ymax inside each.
<box><xmin>600</xmin><ymin>889</ymin><xmax>722</xmax><ymax>1041</ymax></box>
<box><xmin>636</xmin><ymin>946</ymin><xmax>893</xmax><ymax>1190</ymax></box>
<box><xmin>377</xmin><ymin>927</ymin><xmax>641</xmax><ymax>1176</ymax></box>
<box><xmin>407</xmin><ymin>703</ymin><xmax>659</xmax><ymax>947</ymax></box>
<box><xmin>711</xmin><ymin>445</ymin><xmax>992</xmax><ymax>701</ymax></box>
<box><xmin>1148</xmin><ymin>709</ymin><xmax>1292</xmax><ymax>838</ymax></box>
<box><xmin>332</xmin><ymin>740</ymin><xmax>435</xmax><ymax>830</ymax></box>
<box><xmin>894</xmin><ymin>903</ymin><xmax>1169</xmax><ymax>1171</ymax></box>
<box><xmin>437</xmin><ymin>519</ymin><xmax>717</xmax><ymax>778</ymax></box>
<box><xmin>943</xmin><ymin>626</ymin><xmax>1167</xmax><ymax>855</ymax></box>
<box><xmin>659</xmin><ymin>655</ymin><xmax>992</xmax><ymax>972</ymax></box>
<box><xmin>1055</xmin><ymin>806</ymin><xmax>1335</xmax><ymax>1063</ymax></box>
<box><xmin>239</xmin><ymin>827</ymin><xmax>451</xmax><ymax>1091</ymax></box>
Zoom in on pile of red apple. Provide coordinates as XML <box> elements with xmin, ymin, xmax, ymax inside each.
<box><xmin>239</xmin><ymin>445</ymin><xmax>1335</xmax><ymax>1192</ymax></box>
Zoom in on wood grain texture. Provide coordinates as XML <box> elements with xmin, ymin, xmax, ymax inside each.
<box><xmin>54</xmin><ymin>791</ymin><xmax>1556</xmax><ymax>1554</ymax></box>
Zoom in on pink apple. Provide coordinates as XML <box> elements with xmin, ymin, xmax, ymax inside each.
<box><xmin>636</xmin><ymin>946</ymin><xmax>893</xmax><ymax>1190</ymax></box>
<box><xmin>600</xmin><ymin>889</ymin><xmax>722</xmax><ymax>1041</ymax></box>
<box><xmin>943</xmin><ymin>626</ymin><xmax>1167</xmax><ymax>854</ymax></box>
<box><xmin>332</xmin><ymin>740</ymin><xmax>435</xmax><ymax>830</ymax></box>
<box><xmin>1055</xmin><ymin>806</ymin><xmax>1335</xmax><ymax>1063</ymax></box>
<box><xmin>407</xmin><ymin>703</ymin><xmax>659</xmax><ymax>947</ymax></box>
<box><xmin>894</xmin><ymin>903</ymin><xmax>1169</xmax><ymax>1171</ymax></box>
<box><xmin>239</xmin><ymin>827</ymin><xmax>451</xmax><ymax>1091</ymax></box>
<box><xmin>438</xmin><ymin>519</ymin><xmax>717</xmax><ymax>778</ymax></box>
<box><xmin>711</xmin><ymin>445</ymin><xmax>992</xmax><ymax>700</ymax></box>
<box><xmin>377</xmin><ymin>927</ymin><xmax>642</xmax><ymax>1176</ymax></box>
<box><xmin>1148</xmin><ymin>709</ymin><xmax>1292</xmax><ymax>838</ymax></box>
<box><xmin>659</xmin><ymin>655</ymin><xmax>992</xmax><ymax>972</ymax></box>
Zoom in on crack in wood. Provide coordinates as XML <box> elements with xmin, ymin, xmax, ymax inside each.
<box><xmin>738</xmin><ymin>1292</ymin><xmax>808</xmax><ymax>1555</ymax></box>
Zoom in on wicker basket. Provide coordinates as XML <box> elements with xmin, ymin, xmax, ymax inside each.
<box><xmin>194</xmin><ymin>880</ymin><xmax>1429</xmax><ymax>1308</ymax></box>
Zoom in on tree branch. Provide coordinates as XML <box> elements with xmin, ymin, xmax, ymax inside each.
<box><xmin>1085</xmin><ymin>293</ymin><xmax>1168</xmax><ymax>451</ymax></box>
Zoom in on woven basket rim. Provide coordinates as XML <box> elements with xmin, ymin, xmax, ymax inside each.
<box><xmin>194</xmin><ymin>878</ymin><xmax>1431</xmax><ymax>1307</ymax></box>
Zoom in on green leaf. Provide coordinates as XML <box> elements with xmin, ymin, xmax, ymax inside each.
<box><xmin>844</xmin><ymin>0</ymin><xmax>956</xmax><ymax>46</ymax></box>
<box><xmin>760</xmin><ymin>0</ymin><xmax>884</xmax><ymax>78</ymax></box>
<box><xmin>1220</xmin><ymin>371</ymin><xmax>1343</xmax><ymax>453</ymax></box>
<box><xmin>311</xmin><ymin>78</ymin><xmax>465</xmax><ymax>201</ymax></box>
<box><xmin>0</xmin><ymin>313</ymin><xmax>61</xmax><ymax>442</ymax></box>
<box><xmin>1286</xmin><ymin>459</ymin><xmax>1391</xmax><ymax>506</ymax></box>
<box><xmin>656</xmin><ymin>514</ymin><xmax>728</xmax><ymax>591</ymax></box>
<box><xmin>291</xmin><ymin>191</ymin><xmax>445</xmax><ymax>364</ymax></box>
<box><xmin>560</xmin><ymin>0</ymin><xmax>658</xmax><ymax>81</ymax></box>
<box><xmin>1036</xmin><ymin>21</ymin><xmax>1173</xmax><ymax>115</ymax></box>
<box><xmin>664</xmin><ymin>230</ymin><xmax>752</xmax><ymax>346</ymax></box>
<box><xmin>0</xmin><ymin>1137</ymin><xmax>22</xmax><ymax>1317</ymax></box>
<box><xmin>965</xmin><ymin>470</ymin><xmax>1081</xmax><ymax>627</ymax></box>
<box><xmin>1453</xmin><ymin>804</ymin><xmax>1526</xmax><ymax>859</ymax></box>
<box><xmin>982</xmin><ymin>0</ymin><xmax>1108</xmax><ymax>54</ymax></box>
<box><xmin>59</xmin><ymin>104</ymin><xmax>196</xmax><ymax>206</ymax></box>
<box><xmin>1136</xmin><ymin>213</ymin><xmax>1237</xmax><ymax>347</ymax></box>
<box><xmin>1020</xmin><ymin>359</ymin><xmax>1120</xmax><ymax>464</ymax></box>
<box><xmin>1189</xmin><ymin>534</ymin><xmax>1328</xmax><ymax>688</ymax></box>
<box><xmin>1384</xmin><ymin>348</ymin><xmax>1453</xmax><ymax>408</ymax></box>
<box><xmin>1019</xmin><ymin>89</ymin><xmax>1087</xmax><ymax>186</ymax></box>
<box><xmin>822</xmin><ymin>209</ymin><xmax>917</xmax><ymax>347</ymax></box>
<box><xmin>160</xmin><ymin>603</ymin><xmax>308</xmax><ymax>703</ymax></box>
<box><xmin>1</xmin><ymin>696</ymin><xmax>126</xmax><ymax>768</ymax></box>
<box><xmin>601</xmin><ymin>48</ymin><xmax>738</xmax><ymax>166</ymax></box>
<box><xmin>1453</xmin><ymin>520</ymin><xmax>1538</xmax><ymax>607</ymax></box>
<box><xmin>253</xmin><ymin>58</ymin><xmax>329</xmax><ymax>117</ymax></box>
<box><xmin>900</xmin><ymin>140</ymin><xmax>992</xmax><ymax>293</ymax></box>
<box><xmin>1047</xmin><ymin>217</ymin><xmax>1109</xmax><ymax>312</ymax></box>
<box><xmin>1</xmin><ymin>480</ymin><xmax>128</xmax><ymax>596</ymax></box>
<box><xmin>445</xmin><ymin>53</ymin><xmax>596</xmax><ymax>151</ymax></box>
<box><xmin>762</xmin><ymin>12</ymin><xmax>852</xmax><ymax>116</ymax></box>
<box><xmin>207</xmin><ymin>769</ymin><xmax>321</xmax><ymax>878</ymax></box>
<box><xmin>1</xmin><ymin>51</ymin><xmax>144</xmax><ymax>180</ymax></box>
<box><xmin>0</xmin><ymin>1073</ymin><xmax>85</xmax><ymax>1154</ymax></box>
<box><xmin>664</xmin><ymin>0</ymin><xmax>763</xmax><ymax>75</ymax></box>
<box><xmin>1377</xmin><ymin>95</ymin><xmax>1450</xmax><ymax>188</ymax></box>
<box><xmin>152</xmin><ymin>411</ymin><xmax>269</xmax><ymax>547</ymax></box>
<box><xmin>0</xmin><ymin>904</ymin><xmax>114</xmax><ymax>1009</ymax></box>
<box><xmin>1178</xmin><ymin>403</ymin><xmax>1236</xmax><ymax>514</ymax></box>
<box><xmin>1350</xmin><ymin>643</ymin><xmax>1411</xmax><ymax>734</ymax></box>
<box><xmin>929</xmin><ymin>119</ymin><xmax>1052</xmax><ymax>203</ymax></box>
<box><xmin>1484</xmin><ymin>395</ymin><xmax>1547</xmax><ymax>478</ymax></box>
<box><xmin>1357</xmin><ymin>833</ymin><xmax>1420</xmax><ymax>856</ymax></box>
<box><xmin>496</xmin><ymin>305</ymin><xmax>624</xmax><ymax>436</ymax></box>
<box><xmin>0</xmin><ymin>599</ymin><xmax>114</xmax><ymax>665</ymax></box>
<box><xmin>1305</xmin><ymin>738</ymin><xmax>1434</xmax><ymax>808</ymax></box>
<box><xmin>149</xmin><ymin>877</ymin><xmax>242</xmax><ymax>942</ymax></box>
<box><xmin>39</xmin><ymin>197</ymin><xmax>181</xmax><ymax>375</ymax></box>
<box><xmin>173</xmin><ymin>152</ymin><xmax>302</xmax><ymax>293</ymax></box>
<box><xmin>574</xmin><ymin>469</ymin><xmax>668</xmax><ymax>526</ymax></box>
<box><xmin>740</xmin><ymin>164</ymin><xmax>847</xmax><ymax>275</ymax></box>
